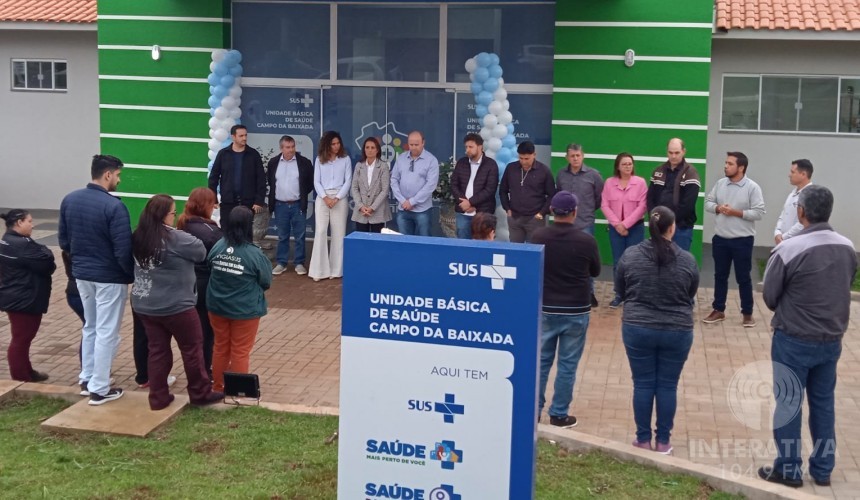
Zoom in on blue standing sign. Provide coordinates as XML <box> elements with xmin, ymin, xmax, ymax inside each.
<box><xmin>338</xmin><ymin>233</ymin><xmax>543</xmax><ymax>499</ymax></box>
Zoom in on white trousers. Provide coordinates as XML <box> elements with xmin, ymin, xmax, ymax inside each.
<box><xmin>309</xmin><ymin>193</ymin><xmax>348</xmax><ymax>280</ymax></box>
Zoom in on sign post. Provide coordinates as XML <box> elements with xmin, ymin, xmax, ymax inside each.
<box><xmin>338</xmin><ymin>233</ymin><xmax>543</xmax><ymax>499</ymax></box>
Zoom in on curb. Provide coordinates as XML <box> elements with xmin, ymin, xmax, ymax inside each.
<box><xmin>539</xmin><ymin>426</ymin><xmax>823</xmax><ymax>500</ymax></box>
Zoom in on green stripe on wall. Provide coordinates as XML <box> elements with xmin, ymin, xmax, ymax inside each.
<box><xmin>99</xmin><ymin>50</ymin><xmax>211</xmax><ymax>79</ymax></box>
<box><xmin>100</xmin><ymin>79</ymin><xmax>210</xmax><ymax>108</ymax></box>
<box><xmin>553</xmin><ymin>60</ymin><xmax>710</xmax><ymax>91</ymax></box>
<box><xmin>555</xmin><ymin>27</ymin><xmax>711</xmax><ymax>58</ymax></box>
<box><xmin>120</xmin><ymin>169</ymin><xmax>208</xmax><ymax>197</ymax></box>
<box><xmin>100</xmin><ymin>109</ymin><xmax>209</xmax><ymax>138</ymax></box>
<box><xmin>98</xmin><ymin>20</ymin><xmax>227</xmax><ymax>48</ymax></box>
<box><xmin>553</xmin><ymin>93</ymin><xmax>708</xmax><ymax>126</ymax></box>
<box><xmin>555</xmin><ymin>2</ymin><xmax>712</xmax><ymax>23</ymax></box>
<box><xmin>98</xmin><ymin>0</ymin><xmax>229</xmax><ymax>19</ymax></box>
<box><xmin>100</xmin><ymin>137</ymin><xmax>208</xmax><ymax>169</ymax></box>
<box><xmin>551</xmin><ymin>125</ymin><xmax>707</xmax><ymax>160</ymax></box>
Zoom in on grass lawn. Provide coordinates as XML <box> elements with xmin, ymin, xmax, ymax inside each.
<box><xmin>0</xmin><ymin>396</ymin><xmax>741</xmax><ymax>499</ymax></box>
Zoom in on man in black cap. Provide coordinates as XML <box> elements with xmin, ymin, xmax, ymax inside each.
<box><xmin>531</xmin><ymin>191</ymin><xmax>601</xmax><ymax>428</ymax></box>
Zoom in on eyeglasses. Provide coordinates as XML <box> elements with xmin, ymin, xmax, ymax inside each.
<box><xmin>169</xmin><ymin>211</ymin><xmax>176</xmax><ymax>215</ymax></box>
<box><xmin>409</xmin><ymin>159</ymin><xmax>415</xmax><ymax>172</ymax></box>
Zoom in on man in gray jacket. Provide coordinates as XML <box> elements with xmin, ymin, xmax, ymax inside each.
<box><xmin>758</xmin><ymin>185</ymin><xmax>857</xmax><ymax>489</ymax></box>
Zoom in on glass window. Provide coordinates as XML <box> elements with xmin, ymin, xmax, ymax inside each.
<box><xmin>12</xmin><ymin>61</ymin><xmax>25</xmax><ymax>88</ymax></box>
<box><xmin>839</xmin><ymin>79</ymin><xmax>860</xmax><ymax>133</ymax></box>
<box><xmin>26</xmin><ymin>61</ymin><xmax>51</xmax><ymax>89</ymax></box>
<box><xmin>721</xmin><ymin>76</ymin><xmax>759</xmax><ymax>130</ymax></box>
<box><xmin>798</xmin><ymin>78</ymin><xmax>838</xmax><ymax>132</ymax></box>
<box><xmin>761</xmin><ymin>77</ymin><xmax>799</xmax><ymax>131</ymax></box>
<box><xmin>337</xmin><ymin>5</ymin><xmax>439</xmax><ymax>82</ymax></box>
<box><xmin>54</xmin><ymin>61</ymin><xmax>67</xmax><ymax>90</ymax></box>
<box><xmin>447</xmin><ymin>4</ymin><xmax>554</xmax><ymax>84</ymax></box>
<box><xmin>233</xmin><ymin>3</ymin><xmax>330</xmax><ymax>79</ymax></box>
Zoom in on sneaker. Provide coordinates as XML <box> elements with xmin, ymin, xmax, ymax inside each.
<box><xmin>609</xmin><ymin>297</ymin><xmax>623</xmax><ymax>309</ymax></box>
<box><xmin>139</xmin><ymin>375</ymin><xmax>177</xmax><ymax>389</ymax></box>
<box><xmin>590</xmin><ymin>294</ymin><xmax>599</xmax><ymax>308</ymax></box>
<box><xmin>30</xmin><ymin>370</ymin><xmax>49</xmax><ymax>382</ymax></box>
<box><xmin>632</xmin><ymin>440</ymin><xmax>652</xmax><ymax>451</ymax></box>
<box><xmin>742</xmin><ymin>314</ymin><xmax>756</xmax><ymax>328</ymax></box>
<box><xmin>655</xmin><ymin>442</ymin><xmax>673</xmax><ymax>455</ymax></box>
<box><xmin>80</xmin><ymin>377</ymin><xmax>116</xmax><ymax>396</ymax></box>
<box><xmin>88</xmin><ymin>388</ymin><xmax>124</xmax><ymax>406</ymax></box>
<box><xmin>272</xmin><ymin>264</ymin><xmax>287</xmax><ymax>275</ymax></box>
<box><xmin>702</xmin><ymin>310</ymin><xmax>726</xmax><ymax>324</ymax></box>
<box><xmin>758</xmin><ymin>466</ymin><xmax>803</xmax><ymax>488</ymax></box>
<box><xmin>549</xmin><ymin>415</ymin><xmax>578</xmax><ymax>429</ymax></box>
<box><xmin>294</xmin><ymin>264</ymin><xmax>308</xmax><ymax>275</ymax></box>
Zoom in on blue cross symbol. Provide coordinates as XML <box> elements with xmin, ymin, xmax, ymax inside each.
<box><xmin>434</xmin><ymin>394</ymin><xmax>464</xmax><ymax>424</ymax></box>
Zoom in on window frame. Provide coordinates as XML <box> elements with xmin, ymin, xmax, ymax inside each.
<box><xmin>720</xmin><ymin>73</ymin><xmax>860</xmax><ymax>136</ymax></box>
<box><xmin>10</xmin><ymin>58</ymin><xmax>68</xmax><ymax>92</ymax></box>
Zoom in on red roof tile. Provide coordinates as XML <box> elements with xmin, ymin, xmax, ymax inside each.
<box><xmin>716</xmin><ymin>0</ymin><xmax>860</xmax><ymax>30</ymax></box>
<box><xmin>0</xmin><ymin>0</ymin><xmax>96</xmax><ymax>24</ymax></box>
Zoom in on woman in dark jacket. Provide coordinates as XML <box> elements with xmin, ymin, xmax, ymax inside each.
<box><xmin>0</xmin><ymin>209</ymin><xmax>56</xmax><ymax>382</ymax></box>
<box><xmin>176</xmin><ymin>187</ymin><xmax>222</xmax><ymax>378</ymax></box>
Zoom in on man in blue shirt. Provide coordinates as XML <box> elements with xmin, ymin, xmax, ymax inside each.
<box><xmin>390</xmin><ymin>131</ymin><xmax>439</xmax><ymax>236</ymax></box>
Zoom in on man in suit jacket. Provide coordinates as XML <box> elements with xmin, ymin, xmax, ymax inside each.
<box><xmin>450</xmin><ymin>133</ymin><xmax>500</xmax><ymax>239</ymax></box>
<box><xmin>208</xmin><ymin>125</ymin><xmax>267</xmax><ymax>227</ymax></box>
<box><xmin>267</xmin><ymin>135</ymin><xmax>314</xmax><ymax>276</ymax></box>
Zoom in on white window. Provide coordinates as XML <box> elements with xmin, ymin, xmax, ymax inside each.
<box><xmin>721</xmin><ymin>74</ymin><xmax>859</xmax><ymax>135</ymax></box>
<box><xmin>11</xmin><ymin>59</ymin><xmax>67</xmax><ymax>91</ymax></box>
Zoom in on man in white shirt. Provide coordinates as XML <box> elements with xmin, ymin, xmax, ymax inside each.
<box><xmin>450</xmin><ymin>133</ymin><xmax>499</xmax><ymax>239</ymax></box>
<box><xmin>774</xmin><ymin>159</ymin><xmax>813</xmax><ymax>246</ymax></box>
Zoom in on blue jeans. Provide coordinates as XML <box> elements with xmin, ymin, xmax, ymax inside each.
<box><xmin>274</xmin><ymin>201</ymin><xmax>306</xmax><ymax>266</ymax></box>
<box><xmin>539</xmin><ymin>313</ymin><xmax>589</xmax><ymax>418</ymax></box>
<box><xmin>396</xmin><ymin>209</ymin><xmax>431</xmax><ymax>236</ymax></box>
<box><xmin>622</xmin><ymin>324</ymin><xmax>693</xmax><ymax>444</ymax></box>
<box><xmin>77</xmin><ymin>280</ymin><xmax>127</xmax><ymax>396</ymax></box>
<box><xmin>711</xmin><ymin>235</ymin><xmax>754</xmax><ymax>315</ymax></box>
<box><xmin>609</xmin><ymin>223</ymin><xmax>645</xmax><ymax>299</ymax></box>
<box><xmin>455</xmin><ymin>212</ymin><xmax>473</xmax><ymax>239</ymax></box>
<box><xmin>771</xmin><ymin>330</ymin><xmax>842</xmax><ymax>482</ymax></box>
<box><xmin>673</xmin><ymin>227</ymin><xmax>693</xmax><ymax>251</ymax></box>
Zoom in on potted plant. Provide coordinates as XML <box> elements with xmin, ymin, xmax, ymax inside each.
<box><xmin>433</xmin><ymin>158</ymin><xmax>456</xmax><ymax>238</ymax></box>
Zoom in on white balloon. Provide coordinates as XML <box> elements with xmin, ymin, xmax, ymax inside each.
<box><xmin>214</xmin><ymin>129</ymin><xmax>228</xmax><ymax>142</ymax></box>
<box><xmin>464</xmin><ymin>58</ymin><xmax>477</xmax><ymax>73</ymax></box>
<box><xmin>221</xmin><ymin>96</ymin><xmax>236</xmax><ymax>109</ymax></box>
<box><xmin>488</xmin><ymin>100</ymin><xmax>503</xmax><ymax>115</ymax></box>
<box><xmin>233</xmin><ymin>76</ymin><xmax>242</xmax><ymax>86</ymax></box>
<box><xmin>498</xmin><ymin>77</ymin><xmax>504</xmax><ymax>87</ymax></box>
<box><xmin>492</xmin><ymin>124</ymin><xmax>508</xmax><ymax>138</ymax></box>
<box><xmin>208</xmin><ymin>129</ymin><xmax>217</xmax><ymax>139</ymax></box>
<box><xmin>469</xmin><ymin>72</ymin><xmax>476</xmax><ymax>83</ymax></box>
<box><xmin>208</xmin><ymin>117</ymin><xmax>220</xmax><ymax>129</ymax></box>
<box><xmin>229</xmin><ymin>86</ymin><xmax>243</xmax><ymax>99</ymax></box>
<box><xmin>485</xmin><ymin>149</ymin><xmax>496</xmax><ymax>159</ymax></box>
<box><xmin>487</xmin><ymin>137</ymin><xmax>502</xmax><ymax>152</ymax></box>
<box><xmin>212</xmin><ymin>49</ymin><xmax>227</xmax><ymax>63</ymax></box>
<box><xmin>229</xmin><ymin>108</ymin><xmax>241</xmax><ymax>120</ymax></box>
<box><xmin>209</xmin><ymin>61</ymin><xmax>217</xmax><ymax>73</ymax></box>
<box><xmin>208</xmin><ymin>150</ymin><xmax>216</xmax><ymax>161</ymax></box>
<box><xmin>479</xmin><ymin>126</ymin><xmax>492</xmax><ymax>141</ymax></box>
<box><xmin>493</xmin><ymin>87</ymin><xmax>507</xmax><ymax>101</ymax></box>
<box><xmin>498</xmin><ymin>110</ymin><xmax>513</xmax><ymax>125</ymax></box>
<box><xmin>221</xmin><ymin>119</ymin><xmax>235</xmax><ymax>130</ymax></box>
<box><xmin>483</xmin><ymin>114</ymin><xmax>498</xmax><ymax>128</ymax></box>
<box><xmin>214</xmin><ymin>107</ymin><xmax>228</xmax><ymax>120</ymax></box>
<box><xmin>208</xmin><ymin>138</ymin><xmax>221</xmax><ymax>150</ymax></box>
<box><xmin>502</xmin><ymin>99</ymin><xmax>510</xmax><ymax>111</ymax></box>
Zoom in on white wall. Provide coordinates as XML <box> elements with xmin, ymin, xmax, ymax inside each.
<box><xmin>0</xmin><ymin>29</ymin><xmax>99</xmax><ymax>210</ymax></box>
<box><xmin>705</xmin><ymin>38</ymin><xmax>860</xmax><ymax>247</ymax></box>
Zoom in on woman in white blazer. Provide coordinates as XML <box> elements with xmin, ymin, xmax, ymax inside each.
<box><xmin>350</xmin><ymin>137</ymin><xmax>391</xmax><ymax>233</ymax></box>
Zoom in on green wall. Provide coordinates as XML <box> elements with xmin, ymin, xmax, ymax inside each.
<box><xmin>97</xmin><ymin>0</ymin><xmax>231</xmax><ymax>223</ymax></box>
<box><xmin>552</xmin><ymin>0</ymin><xmax>713</xmax><ymax>263</ymax></box>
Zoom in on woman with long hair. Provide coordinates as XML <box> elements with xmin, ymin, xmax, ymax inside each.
<box><xmin>309</xmin><ymin>130</ymin><xmax>352</xmax><ymax>281</ymax></box>
<box><xmin>0</xmin><ymin>209</ymin><xmax>56</xmax><ymax>382</ymax></box>
<box><xmin>207</xmin><ymin>206</ymin><xmax>272</xmax><ymax>393</ymax></box>
<box><xmin>471</xmin><ymin>213</ymin><xmax>497</xmax><ymax>241</ymax></box>
<box><xmin>601</xmin><ymin>152</ymin><xmax>648</xmax><ymax>309</ymax></box>
<box><xmin>130</xmin><ymin>194</ymin><xmax>222</xmax><ymax>410</ymax></box>
<box><xmin>614</xmin><ymin>206</ymin><xmax>699</xmax><ymax>455</ymax></box>
<box><xmin>350</xmin><ymin>136</ymin><xmax>391</xmax><ymax>233</ymax></box>
<box><xmin>177</xmin><ymin>187</ymin><xmax>222</xmax><ymax>379</ymax></box>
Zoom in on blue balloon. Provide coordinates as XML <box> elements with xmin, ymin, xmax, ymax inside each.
<box><xmin>221</xmin><ymin>138</ymin><xmax>231</xmax><ymax>148</ymax></box>
<box><xmin>207</xmin><ymin>73</ymin><xmax>220</xmax><ymax>86</ymax></box>
<box><xmin>210</xmin><ymin>108</ymin><xmax>215</xmax><ymax>117</ymax></box>
<box><xmin>214</xmin><ymin>63</ymin><xmax>229</xmax><ymax>76</ymax></box>
<box><xmin>477</xmin><ymin>91</ymin><xmax>493</xmax><ymax>106</ymax></box>
<box><xmin>475</xmin><ymin>104</ymin><xmax>488</xmax><ymax>118</ymax></box>
<box><xmin>470</xmin><ymin>82</ymin><xmax>483</xmax><ymax>95</ymax></box>
<box><xmin>503</xmin><ymin>135</ymin><xmax>516</xmax><ymax>149</ymax></box>
<box><xmin>473</xmin><ymin>67</ymin><xmax>489</xmax><ymax>83</ymax></box>
<box><xmin>208</xmin><ymin>95</ymin><xmax>220</xmax><ymax>108</ymax></box>
<box><xmin>488</xmin><ymin>64</ymin><xmax>503</xmax><ymax>79</ymax></box>
<box><xmin>489</xmin><ymin>53</ymin><xmax>500</xmax><ymax>66</ymax></box>
<box><xmin>229</xmin><ymin>64</ymin><xmax>243</xmax><ymax>77</ymax></box>
<box><xmin>483</xmin><ymin>78</ymin><xmax>499</xmax><ymax>93</ymax></box>
<box><xmin>476</xmin><ymin>52</ymin><xmax>491</xmax><ymax>68</ymax></box>
<box><xmin>209</xmin><ymin>85</ymin><xmax>216</xmax><ymax>94</ymax></box>
<box><xmin>506</xmin><ymin>123</ymin><xmax>515</xmax><ymax>135</ymax></box>
<box><xmin>233</xmin><ymin>51</ymin><xmax>243</xmax><ymax>64</ymax></box>
<box><xmin>496</xmin><ymin>150</ymin><xmax>510</xmax><ymax>165</ymax></box>
<box><xmin>235</xmin><ymin>118</ymin><xmax>241</xmax><ymax>125</ymax></box>
<box><xmin>220</xmin><ymin>74</ymin><xmax>235</xmax><ymax>88</ymax></box>
<box><xmin>208</xmin><ymin>160</ymin><xmax>215</xmax><ymax>167</ymax></box>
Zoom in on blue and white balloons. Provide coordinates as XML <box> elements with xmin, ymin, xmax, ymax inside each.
<box><xmin>207</xmin><ymin>49</ymin><xmax>243</xmax><ymax>168</ymax></box>
<box><xmin>464</xmin><ymin>52</ymin><xmax>516</xmax><ymax>166</ymax></box>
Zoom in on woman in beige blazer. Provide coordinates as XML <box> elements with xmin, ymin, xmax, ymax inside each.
<box><xmin>350</xmin><ymin>137</ymin><xmax>392</xmax><ymax>233</ymax></box>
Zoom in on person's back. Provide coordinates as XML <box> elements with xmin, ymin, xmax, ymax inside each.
<box><xmin>532</xmin><ymin>223</ymin><xmax>600</xmax><ymax>314</ymax></box>
<box><xmin>207</xmin><ymin>238</ymin><xmax>272</xmax><ymax>319</ymax></box>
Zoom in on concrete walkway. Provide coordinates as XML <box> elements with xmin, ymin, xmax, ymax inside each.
<box><xmin>2</xmin><ymin>212</ymin><xmax>858</xmax><ymax>498</ymax></box>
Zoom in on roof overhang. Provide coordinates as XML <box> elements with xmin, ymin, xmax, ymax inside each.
<box><xmin>0</xmin><ymin>21</ymin><xmax>96</xmax><ymax>31</ymax></box>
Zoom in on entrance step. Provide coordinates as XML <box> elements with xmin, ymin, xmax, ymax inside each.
<box><xmin>41</xmin><ymin>391</ymin><xmax>188</xmax><ymax>437</ymax></box>
<box><xmin>0</xmin><ymin>380</ymin><xmax>22</xmax><ymax>402</ymax></box>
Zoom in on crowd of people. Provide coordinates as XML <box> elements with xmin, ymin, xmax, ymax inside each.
<box><xmin>0</xmin><ymin>128</ymin><xmax>856</xmax><ymax>489</ymax></box>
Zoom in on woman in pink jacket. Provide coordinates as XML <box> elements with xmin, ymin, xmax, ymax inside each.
<box><xmin>601</xmin><ymin>153</ymin><xmax>648</xmax><ymax>308</ymax></box>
